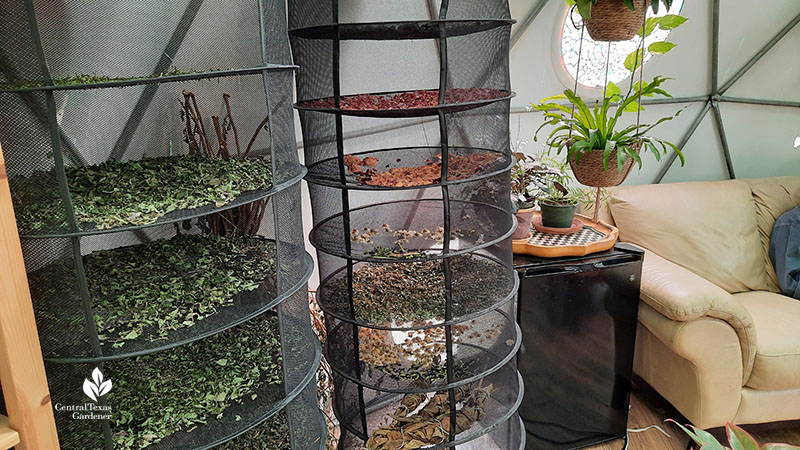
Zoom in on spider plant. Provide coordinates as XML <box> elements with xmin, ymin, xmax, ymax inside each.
<box><xmin>532</xmin><ymin>75</ymin><xmax>685</xmax><ymax>172</ymax></box>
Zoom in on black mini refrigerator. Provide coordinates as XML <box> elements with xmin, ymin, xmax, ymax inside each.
<box><xmin>514</xmin><ymin>244</ymin><xmax>644</xmax><ymax>449</ymax></box>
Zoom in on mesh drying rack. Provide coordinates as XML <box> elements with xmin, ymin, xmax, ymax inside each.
<box><xmin>0</xmin><ymin>1</ymin><xmax>324</xmax><ymax>448</ymax></box>
<box><xmin>289</xmin><ymin>1</ymin><xmax>524</xmax><ymax>448</ymax></box>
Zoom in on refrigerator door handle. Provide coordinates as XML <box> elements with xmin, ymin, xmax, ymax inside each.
<box><xmin>592</xmin><ymin>255</ymin><xmax>640</xmax><ymax>269</ymax></box>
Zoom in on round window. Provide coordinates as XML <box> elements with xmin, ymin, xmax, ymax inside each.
<box><xmin>560</xmin><ymin>0</ymin><xmax>685</xmax><ymax>88</ymax></box>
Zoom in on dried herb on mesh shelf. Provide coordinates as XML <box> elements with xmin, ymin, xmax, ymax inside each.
<box><xmin>343</xmin><ymin>152</ymin><xmax>502</xmax><ymax>187</ymax></box>
<box><xmin>299</xmin><ymin>88</ymin><xmax>508</xmax><ymax>111</ymax></box>
<box><xmin>216</xmin><ymin>412</ymin><xmax>291</xmax><ymax>450</ymax></box>
<box><xmin>322</xmin><ymin>256</ymin><xmax>513</xmax><ymax>325</ymax></box>
<box><xmin>28</xmin><ymin>234</ymin><xmax>276</xmax><ymax>350</ymax></box>
<box><xmin>107</xmin><ymin>315</ymin><xmax>283</xmax><ymax>449</ymax></box>
<box><xmin>365</xmin><ymin>383</ymin><xmax>494</xmax><ymax>450</ymax></box>
<box><xmin>358</xmin><ymin>325</ymin><xmax>505</xmax><ymax>384</ymax></box>
<box><xmin>9</xmin><ymin>155</ymin><xmax>272</xmax><ymax>233</ymax></box>
<box><xmin>0</xmin><ymin>69</ymin><xmax>205</xmax><ymax>90</ymax></box>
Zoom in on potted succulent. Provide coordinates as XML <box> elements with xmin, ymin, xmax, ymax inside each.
<box><xmin>533</xmin><ymin>75</ymin><xmax>685</xmax><ymax>187</ymax></box>
<box><xmin>568</xmin><ymin>0</ymin><xmax>676</xmax><ymax>41</ymax></box>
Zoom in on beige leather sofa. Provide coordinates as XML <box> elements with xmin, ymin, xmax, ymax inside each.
<box><xmin>594</xmin><ymin>176</ymin><xmax>800</xmax><ymax>429</ymax></box>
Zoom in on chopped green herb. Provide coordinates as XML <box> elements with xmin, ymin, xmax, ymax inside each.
<box><xmin>10</xmin><ymin>155</ymin><xmax>273</xmax><ymax>233</ymax></box>
<box><xmin>105</xmin><ymin>315</ymin><xmax>284</xmax><ymax>449</ymax></box>
<box><xmin>29</xmin><ymin>234</ymin><xmax>276</xmax><ymax>351</ymax></box>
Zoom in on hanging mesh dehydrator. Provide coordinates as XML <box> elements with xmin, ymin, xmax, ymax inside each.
<box><xmin>289</xmin><ymin>1</ymin><xmax>523</xmax><ymax>448</ymax></box>
<box><xmin>0</xmin><ymin>1</ymin><xmax>324</xmax><ymax>448</ymax></box>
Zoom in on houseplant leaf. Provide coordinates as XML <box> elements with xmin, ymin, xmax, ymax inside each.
<box><xmin>659</xmin><ymin>14</ymin><xmax>688</xmax><ymax>30</ymax></box>
<box><xmin>727</xmin><ymin>423</ymin><xmax>760</xmax><ymax>450</ymax></box>
<box><xmin>649</xmin><ymin>41</ymin><xmax>677</xmax><ymax>55</ymax></box>
<box><xmin>638</xmin><ymin>16</ymin><xmax>662</xmax><ymax>37</ymax></box>
<box><xmin>624</xmin><ymin>50</ymin><xmax>644</xmax><ymax>72</ymax></box>
<box><xmin>665</xmin><ymin>419</ymin><xmax>726</xmax><ymax>450</ymax></box>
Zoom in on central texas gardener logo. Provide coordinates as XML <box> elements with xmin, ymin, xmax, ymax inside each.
<box><xmin>83</xmin><ymin>367</ymin><xmax>112</xmax><ymax>402</ymax></box>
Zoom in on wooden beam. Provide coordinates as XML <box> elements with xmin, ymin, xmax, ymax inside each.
<box><xmin>0</xmin><ymin>415</ymin><xmax>20</xmax><ymax>450</ymax></box>
<box><xmin>0</xmin><ymin>141</ymin><xmax>60</xmax><ymax>449</ymax></box>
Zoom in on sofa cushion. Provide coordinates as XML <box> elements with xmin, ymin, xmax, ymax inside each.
<box><xmin>735</xmin><ymin>291</ymin><xmax>800</xmax><ymax>390</ymax></box>
<box><xmin>609</xmin><ymin>180</ymin><xmax>768</xmax><ymax>293</ymax></box>
<box><xmin>747</xmin><ymin>177</ymin><xmax>800</xmax><ymax>293</ymax></box>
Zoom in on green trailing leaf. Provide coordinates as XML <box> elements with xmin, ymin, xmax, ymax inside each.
<box><xmin>659</xmin><ymin>14</ymin><xmax>688</xmax><ymax>30</ymax></box>
<box><xmin>624</xmin><ymin>49</ymin><xmax>644</xmax><ymax>72</ymax></box>
<box><xmin>649</xmin><ymin>41</ymin><xmax>677</xmax><ymax>55</ymax></box>
<box><xmin>606</xmin><ymin>81</ymin><xmax>622</xmax><ymax>98</ymax></box>
<box><xmin>574</xmin><ymin>0</ymin><xmax>594</xmax><ymax>19</ymax></box>
<box><xmin>638</xmin><ymin>16</ymin><xmax>662</xmax><ymax>37</ymax></box>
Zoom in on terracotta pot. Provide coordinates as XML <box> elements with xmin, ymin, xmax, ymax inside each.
<box><xmin>513</xmin><ymin>207</ymin><xmax>536</xmax><ymax>239</ymax></box>
<box><xmin>584</xmin><ymin>0</ymin><xmax>647</xmax><ymax>42</ymax></box>
<box><xmin>569</xmin><ymin>142</ymin><xmax>642</xmax><ymax>187</ymax></box>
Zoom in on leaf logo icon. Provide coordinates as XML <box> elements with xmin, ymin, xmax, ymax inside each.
<box><xmin>83</xmin><ymin>367</ymin><xmax>112</xmax><ymax>402</ymax></box>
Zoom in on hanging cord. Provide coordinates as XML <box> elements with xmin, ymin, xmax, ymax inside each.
<box><xmin>592</xmin><ymin>42</ymin><xmax>613</xmax><ymax>222</ymax></box>
<box><xmin>567</xmin><ymin>6</ymin><xmax>585</xmax><ymax>142</ymax></box>
<box><xmin>635</xmin><ymin>8</ymin><xmax>647</xmax><ymax>130</ymax></box>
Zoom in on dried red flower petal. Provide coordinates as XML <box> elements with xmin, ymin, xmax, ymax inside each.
<box><xmin>300</xmin><ymin>88</ymin><xmax>507</xmax><ymax>111</ymax></box>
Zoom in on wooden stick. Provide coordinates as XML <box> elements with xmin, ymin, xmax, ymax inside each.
<box><xmin>243</xmin><ymin>116</ymin><xmax>270</xmax><ymax>159</ymax></box>
<box><xmin>184</xmin><ymin>90</ymin><xmax>213</xmax><ymax>156</ymax></box>
<box><xmin>592</xmin><ymin>186</ymin><xmax>602</xmax><ymax>223</ymax></box>
<box><xmin>212</xmin><ymin>116</ymin><xmax>230</xmax><ymax>159</ymax></box>
<box><xmin>0</xmin><ymin>142</ymin><xmax>60</xmax><ymax>449</ymax></box>
<box><xmin>222</xmin><ymin>93</ymin><xmax>241</xmax><ymax>157</ymax></box>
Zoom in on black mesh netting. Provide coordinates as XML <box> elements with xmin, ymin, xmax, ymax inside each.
<box><xmin>1</xmin><ymin>1</ymin><xmax>323</xmax><ymax>448</ymax></box>
<box><xmin>289</xmin><ymin>0</ymin><xmax>522</xmax><ymax>448</ymax></box>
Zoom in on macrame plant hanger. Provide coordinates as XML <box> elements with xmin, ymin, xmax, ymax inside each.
<box><xmin>569</xmin><ymin>6</ymin><xmax>648</xmax><ymax>223</ymax></box>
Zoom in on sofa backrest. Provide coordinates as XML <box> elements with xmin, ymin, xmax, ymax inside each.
<box><xmin>747</xmin><ymin>176</ymin><xmax>800</xmax><ymax>292</ymax></box>
<box><xmin>606</xmin><ymin>179</ymin><xmax>770</xmax><ymax>293</ymax></box>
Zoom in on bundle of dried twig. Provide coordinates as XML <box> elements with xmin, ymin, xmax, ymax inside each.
<box><xmin>181</xmin><ymin>90</ymin><xmax>272</xmax><ymax>237</ymax></box>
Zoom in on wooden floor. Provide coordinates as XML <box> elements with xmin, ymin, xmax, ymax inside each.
<box><xmin>589</xmin><ymin>379</ymin><xmax>800</xmax><ymax>450</ymax></box>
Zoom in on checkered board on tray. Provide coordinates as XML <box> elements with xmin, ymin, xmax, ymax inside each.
<box><xmin>527</xmin><ymin>226</ymin><xmax>607</xmax><ymax>247</ymax></box>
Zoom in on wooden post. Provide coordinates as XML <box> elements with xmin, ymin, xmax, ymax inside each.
<box><xmin>0</xmin><ymin>142</ymin><xmax>60</xmax><ymax>449</ymax></box>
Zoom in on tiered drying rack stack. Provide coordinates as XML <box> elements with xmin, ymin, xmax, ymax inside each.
<box><xmin>0</xmin><ymin>1</ymin><xmax>323</xmax><ymax>448</ymax></box>
<box><xmin>290</xmin><ymin>0</ymin><xmax>524</xmax><ymax>448</ymax></box>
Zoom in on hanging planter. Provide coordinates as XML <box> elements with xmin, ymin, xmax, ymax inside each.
<box><xmin>569</xmin><ymin>142</ymin><xmax>642</xmax><ymax>187</ymax></box>
<box><xmin>583</xmin><ymin>0</ymin><xmax>647</xmax><ymax>42</ymax></box>
<box><xmin>532</xmin><ymin>76</ymin><xmax>685</xmax><ymax>189</ymax></box>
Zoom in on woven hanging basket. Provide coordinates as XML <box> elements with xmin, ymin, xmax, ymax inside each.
<box><xmin>569</xmin><ymin>142</ymin><xmax>642</xmax><ymax>187</ymax></box>
<box><xmin>584</xmin><ymin>0</ymin><xmax>647</xmax><ymax>42</ymax></box>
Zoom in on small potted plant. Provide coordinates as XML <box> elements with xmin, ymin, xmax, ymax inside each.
<box><xmin>538</xmin><ymin>182</ymin><xmax>581</xmax><ymax>229</ymax></box>
<box><xmin>568</xmin><ymin>0</ymin><xmax>676</xmax><ymax>41</ymax></box>
<box><xmin>510</xmin><ymin>153</ymin><xmax>562</xmax><ymax>239</ymax></box>
<box><xmin>510</xmin><ymin>156</ymin><xmax>538</xmax><ymax>239</ymax></box>
<box><xmin>533</xmin><ymin>75</ymin><xmax>685</xmax><ymax>187</ymax></box>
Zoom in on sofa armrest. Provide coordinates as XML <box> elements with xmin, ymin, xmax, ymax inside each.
<box><xmin>640</xmin><ymin>249</ymin><xmax>757</xmax><ymax>382</ymax></box>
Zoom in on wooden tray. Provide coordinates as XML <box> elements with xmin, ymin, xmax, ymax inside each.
<box><xmin>513</xmin><ymin>212</ymin><xmax>618</xmax><ymax>258</ymax></box>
